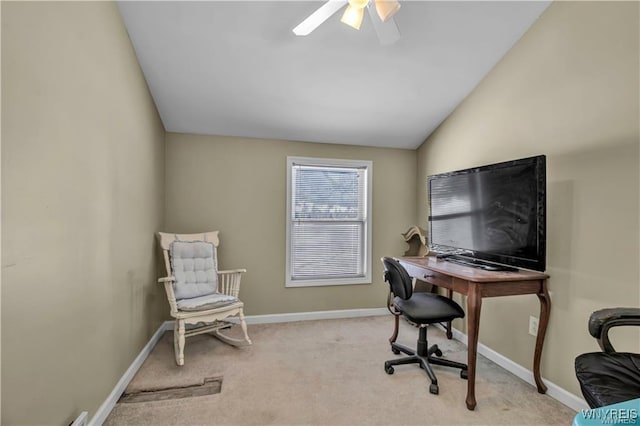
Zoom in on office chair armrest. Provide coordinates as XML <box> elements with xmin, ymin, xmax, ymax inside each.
<box><xmin>588</xmin><ymin>307</ymin><xmax>640</xmax><ymax>353</ymax></box>
<box><xmin>217</xmin><ymin>269</ymin><xmax>246</xmax><ymax>298</ymax></box>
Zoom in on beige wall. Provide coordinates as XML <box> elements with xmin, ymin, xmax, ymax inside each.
<box><xmin>1</xmin><ymin>2</ymin><xmax>166</xmax><ymax>424</ymax></box>
<box><xmin>165</xmin><ymin>133</ymin><xmax>417</xmax><ymax>315</ymax></box>
<box><xmin>2</xmin><ymin>1</ymin><xmax>636</xmax><ymax>422</ymax></box>
<box><xmin>417</xmin><ymin>1</ymin><xmax>639</xmax><ymax>397</ymax></box>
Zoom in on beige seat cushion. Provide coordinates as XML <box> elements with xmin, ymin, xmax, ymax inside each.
<box><xmin>176</xmin><ymin>292</ymin><xmax>239</xmax><ymax>312</ymax></box>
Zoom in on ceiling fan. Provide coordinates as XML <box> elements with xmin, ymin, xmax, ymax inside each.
<box><xmin>293</xmin><ymin>0</ymin><xmax>402</xmax><ymax>46</ymax></box>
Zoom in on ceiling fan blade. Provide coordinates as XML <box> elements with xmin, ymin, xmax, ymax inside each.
<box><xmin>293</xmin><ymin>0</ymin><xmax>348</xmax><ymax>36</ymax></box>
<box><xmin>367</xmin><ymin>3</ymin><xmax>401</xmax><ymax>46</ymax></box>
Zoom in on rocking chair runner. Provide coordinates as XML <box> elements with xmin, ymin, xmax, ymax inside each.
<box><xmin>157</xmin><ymin>231</ymin><xmax>251</xmax><ymax>366</ymax></box>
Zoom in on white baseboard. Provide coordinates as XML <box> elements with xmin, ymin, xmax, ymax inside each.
<box><xmin>90</xmin><ymin>321</ymin><xmax>172</xmax><ymax>426</ymax></box>
<box><xmin>71</xmin><ymin>411</ymin><xmax>88</xmax><ymax>426</ymax></box>
<box><xmin>435</xmin><ymin>324</ymin><xmax>589</xmax><ymax>412</ymax></box>
<box><xmin>165</xmin><ymin>308</ymin><xmax>390</xmax><ymax>329</ymax></box>
<box><xmin>242</xmin><ymin>307</ymin><xmax>390</xmax><ymax>324</ymax></box>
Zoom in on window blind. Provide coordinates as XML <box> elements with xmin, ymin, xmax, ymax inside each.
<box><xmin>290</xmin><ymin>163</ymin><xmax>368</xmax><ymax>281</ymax></box>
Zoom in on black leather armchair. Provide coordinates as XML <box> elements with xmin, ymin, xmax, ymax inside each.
<box><xmin>574</xmin><ymin>307</ymin><xmax>640</xmax><ymax>408</ymax></box>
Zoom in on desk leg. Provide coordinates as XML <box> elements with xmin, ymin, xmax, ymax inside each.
<box><xmin>446</xmin><ymin>289</ymin><xmax>453</xmax><ymax>339</ymax></box>
<box><xmin>465</xmin><ymin>284</ymin><xmax>482</xmax><ymax>410</ymax></box>
<box><xmin>534</xmin><ymin>279</ymin><xmax>551</xmax><ymax>393</ymax></box>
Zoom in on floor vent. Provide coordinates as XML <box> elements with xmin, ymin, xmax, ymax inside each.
<box><xmin>118</xmin><ymin>377</ymin><xmax>222</xmax><ymax>403</ymax></box>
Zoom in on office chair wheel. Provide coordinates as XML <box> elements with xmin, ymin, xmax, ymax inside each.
<box><xmin>460</xmin><ymin>369</ymin><xmax>468</xmax><ymax>380</ymax></box>
<box><xmin>392</xmin><ymin>347</ymin><xmax>401</xmax><ymax>355</ymax></box>
<box><xmin>434</xmin><ymin>348</ymin><xmax>443</xmax><ymax>357</ymax></box>
<box><xmin>384</xmin><ymin>362</ymin><xmax>394</xmax><ymax>375</ymax></box>
<box><xmin>429</xmin><ymin>383</ymin><xmax>439</xmax><ymax>395</ymax></box>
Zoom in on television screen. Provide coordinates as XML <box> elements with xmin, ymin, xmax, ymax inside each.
<box><xmin>428</xmin><ymin>155</ymin><xmax>546</xmax><ymax>271</ymax></box>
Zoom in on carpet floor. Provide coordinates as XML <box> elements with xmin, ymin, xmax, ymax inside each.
<box><xmin>105</xmin><ymin>315</ymin><xmax>576</xmax><ymax>425</ymax></box>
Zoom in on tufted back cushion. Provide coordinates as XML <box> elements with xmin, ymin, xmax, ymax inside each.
<box><xmin>170</xmin><ymin>241</ymin><xmax>218</xmax><ymax>300</ymax></box>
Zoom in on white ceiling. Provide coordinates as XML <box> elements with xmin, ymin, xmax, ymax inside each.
<box><xmin>118</xmin><ymin>1</ymin><xmax>550</xmax><ymax>149</ymax></box>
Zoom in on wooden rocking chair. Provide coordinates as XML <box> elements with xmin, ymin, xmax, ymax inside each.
<box><xmin>157</xmin><ymin>231</ymin><xmax>251</xmax><ymax>366</ymax></box>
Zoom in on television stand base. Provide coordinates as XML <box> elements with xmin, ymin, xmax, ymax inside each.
<box><xmin>445</xmin><ymin>255</ymin><xmax>518</xmax><ymax>272</ymax></box>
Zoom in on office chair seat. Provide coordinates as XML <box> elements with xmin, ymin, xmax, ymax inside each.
<box><xmin>394</xmin><ymin>292</ymin><xmax>465</xmax><ymax>324</ymax></box>
<box><xmin>382</xmin><ymin>257</ymin><xmax>468</xmax><ymax>396</ymax></box>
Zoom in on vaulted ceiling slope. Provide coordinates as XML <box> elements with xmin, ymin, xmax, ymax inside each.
<box><xmin>118</xmin><ymin>1</ymin><xmax>550</xmax><ymax>149</ymax></box>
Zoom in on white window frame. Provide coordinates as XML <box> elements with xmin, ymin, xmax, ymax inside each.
<box><xmin>286</xmin><ymin>156</ymin><xmax>373</xmax><ymax>287</ymax></box>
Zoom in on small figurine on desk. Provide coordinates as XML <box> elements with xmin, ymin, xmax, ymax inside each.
<box><xmin>401</xmin><ymin>226</ymin><xmax>433</xmax><ymax>293</ymax></box>
<box><xmin>401</xmin><ymin>225</ymin><xmax>429</xmax><ymax>257</ymax></box>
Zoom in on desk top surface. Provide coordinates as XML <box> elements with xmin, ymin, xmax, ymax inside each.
<box><xmin>400</xmin><ymin>256</ymin><xmax>549</xmax><ymax>283</ymax></box>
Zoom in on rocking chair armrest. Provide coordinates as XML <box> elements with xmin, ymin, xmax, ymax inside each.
<box><xmin>218</xmin><ymin>269</ymin><xmax>247</xmax><ymax>275</ymax></box>
<box><xmin>216</xmin><ymin>269</ymin><xmax>246</xmax><ymax>298</ymax></box>
<box><xmin>157</xmin><ymin>278</ymin><xmax>178</xmax><ymax>315</ymax></box>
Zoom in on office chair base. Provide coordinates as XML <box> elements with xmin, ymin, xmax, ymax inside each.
<box><xmin>384</xmin><ymin>327</ymin><xmax>467</xmax><ymax>395</ymax></box>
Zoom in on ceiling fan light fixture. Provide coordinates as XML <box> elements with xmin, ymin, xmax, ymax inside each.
<box><xmin>348</xmin><ymin>0</ymin><xmax>370</xmax><ymax>9</ymax></box>
<box><xmin>374</xmin><ymin>0</ymin><xmax>401</xmax><ymax>22</ymax></box>
<box><xmin>341</xmin><ymin>4</ymin><xmax>365</xmax><ymax>30</ymax></box>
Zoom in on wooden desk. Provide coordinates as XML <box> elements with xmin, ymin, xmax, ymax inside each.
<box><xmin>399</xmin><ymin>256</ymin><xmax>551</xmax><ymax>410</ymax></box>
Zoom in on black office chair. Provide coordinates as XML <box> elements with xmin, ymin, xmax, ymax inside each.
<box><xmin>382</xmin><ymin>257</ymin><xmax>468</xmax><ymax>395</ymax></box>
<box><xmin>574</xmin><ymin>307</ymin><xmax>640</xmax><ymax>408</ymax></box>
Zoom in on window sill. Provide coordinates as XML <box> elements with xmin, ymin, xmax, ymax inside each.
<box><xmin>285</xmin><ymin>276</ymin><xmax>372</xmax><ymax>288</ymax></box>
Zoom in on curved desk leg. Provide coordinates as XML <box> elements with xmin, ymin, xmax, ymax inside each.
<box><xmin>534</xmin><ymin>279</ymin><xmax>551</xmax><ymax>393</ymax></box>
<box><xmin>465</xmin><ymin>283</ymin><xmax>482</xmax><ymax>410</ymax></box>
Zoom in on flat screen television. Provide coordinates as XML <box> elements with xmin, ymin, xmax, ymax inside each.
<box><xmin>428</xmin><ymin>155</ymin><xmax>546</xmax><ymax>272</ymax></box>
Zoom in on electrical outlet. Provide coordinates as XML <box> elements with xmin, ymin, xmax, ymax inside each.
<box><xmin>529</xmin><ymin>316</ymin><xmax>539</xmax><ymax>336</ymax></box>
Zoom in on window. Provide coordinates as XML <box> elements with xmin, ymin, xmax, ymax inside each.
<box><xmin>286</xmin><ymin>157</ymin><xmax>372</xmax><ymax>287</ymax></box>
